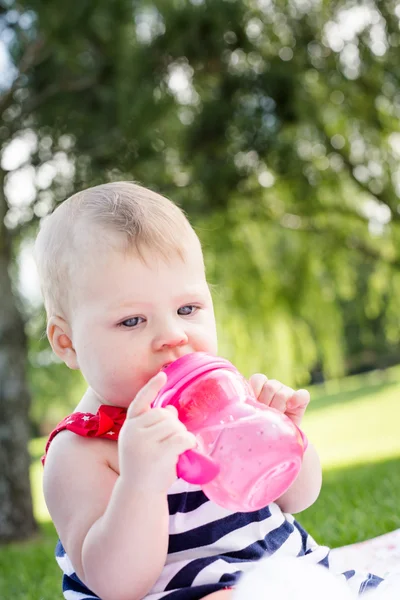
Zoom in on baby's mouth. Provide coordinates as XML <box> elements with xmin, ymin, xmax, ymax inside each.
<box><xmin>161</xmin><ymin>356</ymin><xmax>185</xmax><ymax>371</ymax></box>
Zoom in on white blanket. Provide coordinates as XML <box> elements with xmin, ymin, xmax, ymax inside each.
<box><xmin>330</xmin><ymin>530</ymin><xmax>400</xmax><ymax>578</ymax></box>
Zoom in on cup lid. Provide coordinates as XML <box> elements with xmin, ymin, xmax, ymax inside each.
<box><xmin>152</xmin><ymin>352</ymin><xmax>236</xmax><ymax>408</ymax></box>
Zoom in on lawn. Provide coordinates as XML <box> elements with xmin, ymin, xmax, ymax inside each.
<box><xmin>1</xmin><ymin>366</ymin><xmax>400</xmax><ymax>598</ymax></box>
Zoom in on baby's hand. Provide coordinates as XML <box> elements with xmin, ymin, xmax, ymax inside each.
<box><xmin>249</xmin><ymin>374</ymin><xmax>310</xmax><ymax>428</ymax></box>
<box><xmin>118</xmin><ymin>372</ymin><xmax>197</xmax><ymax>493</ymax></box>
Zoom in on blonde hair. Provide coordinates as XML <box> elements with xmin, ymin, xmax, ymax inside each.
<box><xmin>34</xmin><ymin>181</ymin><xmax>199</xmax><ymax>317</ymax></box>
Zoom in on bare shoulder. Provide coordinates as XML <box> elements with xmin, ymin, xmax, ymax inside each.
<box><xmin>43</xmin><ymin>431</ymin><xmax>119</xmax><ymax>575</ymax></box>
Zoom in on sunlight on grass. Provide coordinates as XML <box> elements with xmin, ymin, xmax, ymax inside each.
<box><xmin>30</xmin><ymin>461</ymin><xmax>50</xmax><ymax>522</ymax></box>
<box><xmin>299</xmin><ymin>456</ymin><xmax>400</xmax><ymax>547</ymax></box>
<box><xmin>29</xmin><ymin>437</ymin><xmax>50</xmax><ymax>522</ymax></box>
<box><xmin>304</xmin><ymin>376</ymin><xmax>400</xmax><ymax>469</ymax></box>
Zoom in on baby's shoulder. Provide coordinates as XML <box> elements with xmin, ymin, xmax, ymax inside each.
<box><xmin>43</xmin><ymin>428</ymin><xmax>119</xmax><ymax>535</ymax></box>
<box><xmin>44</xmin><ymin>397</ymin><xmax>123</xmax><ymax>473</ymax></box>
<box><xmin>44</xmin><ymin>426</ymin><xmax>119</xmax><ymax>480</ymax></box>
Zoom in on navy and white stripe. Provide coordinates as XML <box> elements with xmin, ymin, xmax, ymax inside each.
<box><xmin>56</xmin><ymin>478</ymin><xmax>383</xmax><ymax>599</ymax></box>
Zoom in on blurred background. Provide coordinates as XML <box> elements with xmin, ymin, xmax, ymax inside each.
<box><xmin>1</xmin><ymin>0</ymin><xmax>400</xmax><ymax>596</ymax></box>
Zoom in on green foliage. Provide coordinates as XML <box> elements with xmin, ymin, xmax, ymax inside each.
<box><xmin>28</xmin><ymin>345</ymin><xmax>86</xmax><ymax>435</ymax></box>
<box><xmin>2</xmin><ymin>0</ymin><xmax>400</xmax><ymax>422</ymax></box>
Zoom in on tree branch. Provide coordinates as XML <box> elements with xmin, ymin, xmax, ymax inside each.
<box><xmin>312</xmin><ymin>106</ymin><xmax>400</xmax><ymax>223</ymax></box>
<box><xmin>21</xmin><ymin>75</ymin><xmax>97</xmax><ymax>117</ymax></box>
<box><xmin>0</xmin><ymin>37</ymin><xmax>46</xmax><ymax>117</ymax></box>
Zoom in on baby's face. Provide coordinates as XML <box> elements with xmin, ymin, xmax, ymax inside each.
<box><xmin>68</xmin><ymin>242</ymin><xmax>218</xmax><ymax>406</ymax></box>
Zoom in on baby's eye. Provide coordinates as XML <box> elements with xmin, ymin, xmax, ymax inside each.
<box><xmin>119</xmin><ymin>316</ymin><xmax>145</xmax><ymax>328</ymax></box>
<box><xmin>178</xmin><ymin>305</ymin><xmax>198</xmax><ymax>316</ymax></box>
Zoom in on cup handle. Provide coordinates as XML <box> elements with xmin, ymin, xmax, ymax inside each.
<box><xmin>177</xmin><ymin>449</ymin><xmax>220</xmax><ymax>485</ymax></box>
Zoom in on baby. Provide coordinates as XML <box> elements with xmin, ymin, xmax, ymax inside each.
<box><xmin>36</xmin><ymin>181</ymin><xmax>383</xmax><ymax>600</ymax></box>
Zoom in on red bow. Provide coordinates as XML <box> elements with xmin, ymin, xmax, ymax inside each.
<box><xmin>42</xmin><ymin>405</ymin><xmax>127</xmax><ymax>465</ymax></box>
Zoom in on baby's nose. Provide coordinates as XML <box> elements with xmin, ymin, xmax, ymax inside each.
<box><xmin>152</xmin><ymin>325</ymin><xmax>189</xmax><ymax>351</ymax></box>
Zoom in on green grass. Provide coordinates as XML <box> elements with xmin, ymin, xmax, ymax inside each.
<box><xmin>2</xmin><ymin>366</ymin><xmax>400</xmax><ymax>598</ymax></box>
<box><xmin>0</xmin><ymin>522</ymin><xmax>60</xmax><ymax>600</ymax></box>
<box><xmin>298</xmin><ymin>457</ymin><xmax>400</xmax><ymax>548</ymax></box>
<box><xmin>304</xmin><ymin>365</ymin><xmax>400</xmax><ymax>469</ymax></box>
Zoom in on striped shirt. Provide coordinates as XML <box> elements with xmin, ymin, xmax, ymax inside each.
<box><xmin>47</xmin><ymin>408</ymin><xmax>383</xmax><ymax>599</ymax></box>
<box><xmin>56</xmin><ymin>478</ymin><xmax>382</xmax><ymax>599</ymax></box>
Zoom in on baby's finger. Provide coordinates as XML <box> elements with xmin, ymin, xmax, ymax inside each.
<box><xmin>136</xmin><ymin>406</ymin><xmax>177</xmax><ymax>428</ymax></box>
<box><xmin>148</xmin><ymin>419</ymin><xmax>191</xmax><ymax>443</ymax></box>
<box><xmin>127</xmin><ymin>371</ymin><xmax>167</xmax><ymax>419</ymax></box>
<box><xmin>286</xmin><ymin>389</ymin><xmax>310</xmax><ymax>411</ymax></box>
<box><xmin>269</xmin><ymin>388</ymin><xmax>289</xmax><ymax>413</ymax></box>
<box><xmin>258</xmin><ymin>379</ymin><xmax>285</xmax><ymax>406</ymax></box>
<box><xmin>285</xmin><ymin>390</ymin><xmax>310</xmax><ymax>426</ymax></box>
<box><xmin>162</xmin><ymin>431</ymin><xmax>197</xmax><ymax>454</ymax></box>
<box><xmin>249</xmin><ymin>373</ymin><xmax>268</xmax><ymax>399</ymax></box>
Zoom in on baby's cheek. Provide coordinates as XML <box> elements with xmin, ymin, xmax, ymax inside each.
<box><xmin>95</xmin><ymin>364</ymin><xmax>130</xmax><ymax>402</ymax></box>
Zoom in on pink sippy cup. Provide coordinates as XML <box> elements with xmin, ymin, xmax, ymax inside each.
<box><xmin>152</xmin><ymin>353</ymin><xmax>307</xmax><ymax>512</ymax></box>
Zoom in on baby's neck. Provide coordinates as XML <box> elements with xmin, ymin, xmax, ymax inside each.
<box><xmin>74</xmin><ymin>387</ymin><xmax>105</xmax><ymax>414</ymax></box>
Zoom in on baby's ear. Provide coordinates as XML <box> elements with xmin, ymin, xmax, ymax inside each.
<box><xmin>47</xmin><ymin>316</ymin><xmax>79</xmax><ymax>370</ymax></box>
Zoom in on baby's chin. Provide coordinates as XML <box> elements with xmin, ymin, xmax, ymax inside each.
<box><xmin>102</xmin><ymin>377</ymin><xmax>161</xmax><ymax>408</ymax></box>
<box><xmin>91</xmin><ymin>367</ymin><xmax>171</xmax><ymax>407</ymax></box>
<box><xmin>89</xmin><ymin>387</ymin><xmax>138</xmax><ymax>409</ymax></box>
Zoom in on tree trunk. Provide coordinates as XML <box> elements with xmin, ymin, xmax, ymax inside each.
<box><xmin>0</xmin><ymin>173</ymin><xmax>37</xmax><ymax>541</ymax></box>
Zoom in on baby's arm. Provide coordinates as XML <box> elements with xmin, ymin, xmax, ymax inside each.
<box><xmin>273</xmin><ymin>440</ymin><xmax>322</xmax><ymax>513</ymax></box>
<box><xmin>249</xmin><ymin>375</ymin><xmax>322</xmax><ymax>514</ymax></box>
<box><xmin>45</xmin><ymin>442</ymin><xmax>170</xmax><ymax>599</ymax></box>
<box><xmin>44</xmin><ymin>373</ymin><xmax>196</xmax><ymax>600</ymax></box>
